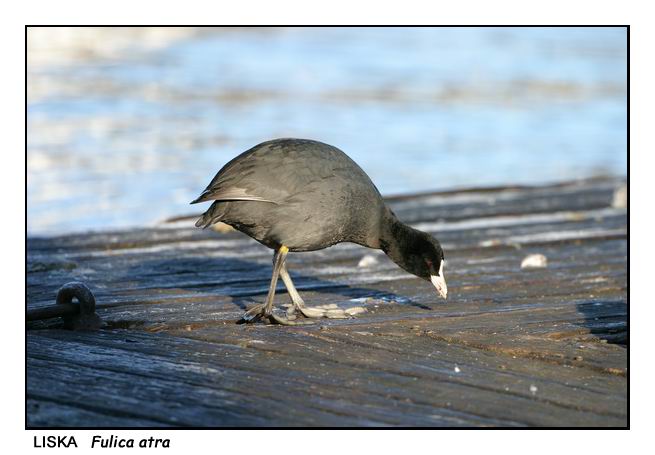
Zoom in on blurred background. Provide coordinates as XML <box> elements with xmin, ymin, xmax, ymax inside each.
<box><xmin>27</xmin><ymin>27</ymin><xmax>627</xmax><ymax>235</ymax></box>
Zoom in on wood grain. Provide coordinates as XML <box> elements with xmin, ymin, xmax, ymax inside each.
<box><xmin>26</xmin><ymin>178</ymin><xmax>628</xmax><ymax>427</ymax></box>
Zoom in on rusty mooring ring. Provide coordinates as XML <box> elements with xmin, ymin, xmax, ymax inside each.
<box><xmin>27</xmin><ymin>281</ymin><xmax>102</xmax><ymax>330</ymax></box>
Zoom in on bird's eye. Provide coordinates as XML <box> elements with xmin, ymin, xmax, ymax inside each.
<box><xmin>425</xmin><ymin>258</ymin><xmax>437</xmax><ymax>275</ymax></box>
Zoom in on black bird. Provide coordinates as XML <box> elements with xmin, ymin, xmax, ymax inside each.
<box><xmin>191</xmin><ymin>138</ymin><xmax>447</xmax><ymax>324</ymax></box>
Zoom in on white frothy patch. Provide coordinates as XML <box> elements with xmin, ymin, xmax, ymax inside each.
<box><xmin>521</xmin><ymin>254</ymin><xmax>548</xmax><ymax>269</ymax></box>
<box><xmin>612</xmin><ymin>184</ymin><xmax>627</xmax><ymax>209</ymax></box>
<box><xmin>358</xmin><ymin>254</ymin><xmax>380</xmax><ymax>268</ymax></box>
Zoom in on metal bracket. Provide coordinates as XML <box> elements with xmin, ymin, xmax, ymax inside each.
<box><xmin>27</xmin><ymin>282</ymin><xmax>102</xmax><ymax>330</ymax></box>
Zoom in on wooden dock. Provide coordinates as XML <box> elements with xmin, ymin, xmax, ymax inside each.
<box><xmin>26</xmin><ymin>177</ymin><xmax>628</xmax><ymax>427</ymax></box>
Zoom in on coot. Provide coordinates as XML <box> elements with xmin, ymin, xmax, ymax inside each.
<box><xmin>191</xmin><ymin>138</ymin><xmax>447</xmax><ymax>324</ymax></box>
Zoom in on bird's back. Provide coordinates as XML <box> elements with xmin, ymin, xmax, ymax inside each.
<box><xmin>194</xmin><ymin>139</ymin><xmax>386</xmax><ymax>251</ymax></box>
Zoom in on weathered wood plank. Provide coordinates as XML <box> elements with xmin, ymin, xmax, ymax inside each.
<box><xmin>27</xmin><ymin>329</ymin><xmax>625</xmax><ymax>427</ymax></box>
<box><xmin>27</xmin><ymin>399</ymin><xmax>166</xmax><ymax>427</ymax></box>
<box><xmin>26</xmin><ymin>178</ymin><xmax>627</xmax><ymax>427</ymax></box>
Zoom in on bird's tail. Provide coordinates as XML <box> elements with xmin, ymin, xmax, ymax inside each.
<box><xmin>195</xmin><ymin>201</ymin><xmax>229</xmax><ymax>228</ymax></box>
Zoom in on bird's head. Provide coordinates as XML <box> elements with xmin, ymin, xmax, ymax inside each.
<box><xmin>381</xmin><ymin>224</ymin><xmax>447</xmax><ymax>299</ymax></box>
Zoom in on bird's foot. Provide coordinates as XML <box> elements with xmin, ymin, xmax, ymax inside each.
<box><xmin>287</xmin><ymin>303</ymin><xmax>367</xmax><ymax>320</ymax></box>
<box><xmin>239</xmin><ymin>303</ymin><xmax>367</xmax><ymax>325</ymax></box>
<box><xmin>238</xmin><ymin>303</ymin><xmax>268</xmax><ymax>323</ymax></box>
<box><xmin>239</xmin><ymin>304</ymin><xmax>315</xmax><ymax>326</ymax></box>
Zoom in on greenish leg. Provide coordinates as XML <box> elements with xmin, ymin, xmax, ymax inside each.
<box><xmin>241</xmin><ymin>246</ymin><xmax>288</xmax><ymax>323</ymax></box>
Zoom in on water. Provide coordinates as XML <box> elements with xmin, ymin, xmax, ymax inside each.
<box><xmin>27</xmin><ymin>27</ymin><xmax>627</xmax><ymax>235</ymax></box>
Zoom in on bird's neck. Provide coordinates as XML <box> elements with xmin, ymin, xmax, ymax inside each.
<box><xmin>379</xmin><ymin>210</ymin><xmax>419</xmax><ymax>269</ymax></box>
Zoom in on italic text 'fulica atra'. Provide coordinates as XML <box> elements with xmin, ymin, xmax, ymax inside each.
<box><xmin>191</xmin><ymin>138</ymin><xmax>447</xmax><ymax>325</ymax></box>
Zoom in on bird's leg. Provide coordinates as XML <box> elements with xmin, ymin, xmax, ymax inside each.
<box><xmin>240</xmin><ymin>246</ymin><xmax>289</xmax><ymax>324</ymax></box>
<box><xmin>263</xmin><ymin>247</ymin><xmax>286</xmax><ymax>316</ymax></box>
<box><xmin>279</xmin><ymin>264</ymin><xmax>305</xmax><ymax>308</ymax></box>
<box><xmin>280</xmin><ymin>263</ymin><xmax>365</xmax><ymax>320</ymax></box>
<box><xmin>279</xmin><ymin>264</ymin><xmax>318</xmax><ymax>318</ymax></box>
<box><xmin>240</xmin><ymin>247</ymin><xmax>367</xmax><ymax>324</ymax></box>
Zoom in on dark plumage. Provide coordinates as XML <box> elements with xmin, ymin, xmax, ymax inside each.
<box><xmin>191</xmin><ymin>138</ymin><xmax>447</xmax><ymax>324</ymax></box>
